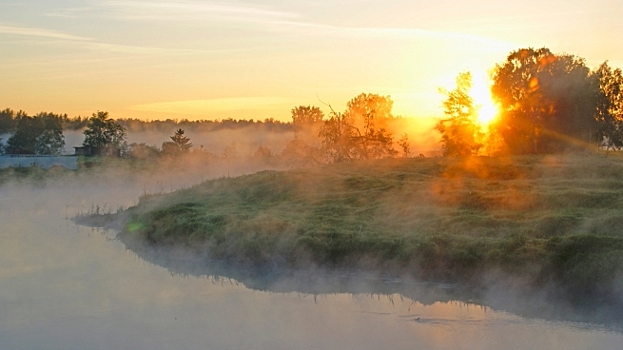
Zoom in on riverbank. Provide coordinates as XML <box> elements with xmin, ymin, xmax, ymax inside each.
<box><xmin>80</xmin><ymin>154</ymin><xmax>623</xmax><ymax>305</ymax></box>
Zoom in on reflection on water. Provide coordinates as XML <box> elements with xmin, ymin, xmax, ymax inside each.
<box><xmin>1</xmin><ymin>179</ymin><xmax>623</xmax><ymax>350</ymax></box>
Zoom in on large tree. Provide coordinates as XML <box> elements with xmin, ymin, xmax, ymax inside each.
<box><xmin>436</xmin><ymin>72</ymin><xmax>482</xmax><ymax>157</ymax></box>
<box><xmin>83</xmin><ymin>111</ymin><xmax>126</xmax><ymax>150</ymax></box>
<box><xmin>6</xmin><ymin>112</ymin><xmax>65</xmax><ymax>155</ymax></box>
<box><xmin>491</xmin><ymin>48</ymin><xmax>595</xmax><ymax>153</ymax></box>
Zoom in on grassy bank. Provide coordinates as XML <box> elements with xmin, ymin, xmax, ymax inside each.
<box><xmin>94</xmin><ymin>154</ymin><xmax>623</xmax><ymax>303</ymax></box>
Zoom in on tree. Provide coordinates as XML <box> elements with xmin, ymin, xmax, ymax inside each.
<box><xmin>436</xmin><ymin>72</ymin><xmax>482</xmax><ymax>157</ymax></box>
<box><xmin>167</xmin><ymin>128</ymin><xmax>192</xmax><ymax>153</ymax></box>
<box><xmin>128</xmin><ymin>142</ymin><xmax>161</xmax><ymax>160</ymax></box>
<box><xmin>592</xmin><ymin>62</ymin><xmax>623</xmax><ymax>151</ymax></box>
<box><xmin>291</xmin><ymin>105</ymin><xmax>324</xmax><ymax>127</ymax></box>
<box><xmin>319</xmin><ymin>109</ymin><xmax>358</xmax><ymax>162</ymax></box>
<box><xmin>6</xmin><ymin>112</ymin><xmax>65</xmax><ymax>155</ymax></box>
<box><xmin>491</xmin><ymin>48</ymin><xmax>595</xmax><ymax>153</ymax></box>
<box><xmin>280</xmin><ymin>139</ymin><xmax>322</xmax><ymax>168</ymax></box>
<box><xmin>398</xmin><ymin>133</ymin><xmax>411</xmax><ymax>158</ymax></box>
<box><xmin>345</xmin><ymin>93</ymin><xmax>397</xmax><ymax>159</ymax></box>
<box><xmin>0</xmin><ymin>108</ymin><xmax>17</xmax><ymax>134</ymax></box>
<box><xmin>83</xmin><ymin>111</ymin><xmax>127</xmax><ymax>151</ymax></box>
<box><xmin>318</xmin><ymin>93</ymin><xmax>397</xmax><ymax>162</ymax></box>
<box><xmin>290</xmin><ymin>105</ymin><xmax>324</xmax><ymax>144</ymax></box>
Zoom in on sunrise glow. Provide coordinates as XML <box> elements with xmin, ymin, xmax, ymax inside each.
<box><xmin>471</xmin><ymin>73</ymin><xmax>499</xmax><ymax>127</ymax></box>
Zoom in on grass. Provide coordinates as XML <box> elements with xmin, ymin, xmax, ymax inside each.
<box><xmin>87</xmin><ymin>154</ymin><xmax>623</xmax><ymax>302</ymax></box>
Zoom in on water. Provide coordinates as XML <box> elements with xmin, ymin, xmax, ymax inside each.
<box><xmin>1</xmin><ymin>177</ymin><xmax>622</xmax><ymax>350</ymax></box>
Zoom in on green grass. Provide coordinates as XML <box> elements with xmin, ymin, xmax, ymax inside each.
<box><xmin>95</xmin><ymin>154</ymin><xmax>623</xmax><ymax>300</ymax></box>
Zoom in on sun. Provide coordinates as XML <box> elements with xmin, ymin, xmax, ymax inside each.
<box><xmin>470</xmin><ymin>74</ymin><xmax>499</xmax><ymax>127</ymax></box>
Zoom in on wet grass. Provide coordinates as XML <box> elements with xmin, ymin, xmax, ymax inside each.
<box><xmin>93</xmin><ymin>154</ymin><xmax>623</xmax><ymax>302</ymax></box>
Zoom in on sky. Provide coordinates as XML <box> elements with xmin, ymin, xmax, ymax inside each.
<box><xmin>1</xmin><ymin>0</ymin><xmax>622</xmax><ymax>121</ymax></box>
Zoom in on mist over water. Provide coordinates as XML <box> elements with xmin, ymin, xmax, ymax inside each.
<box><xmin>1</xmin><ymin>169</ymin><xmax>623</xmax><ymax>349</ymax></box>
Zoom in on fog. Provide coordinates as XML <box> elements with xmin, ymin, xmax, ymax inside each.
<box><xmin>2</xmin><ymin>152</ymin><xmax>623</xmax><ymax>349</ymax></box>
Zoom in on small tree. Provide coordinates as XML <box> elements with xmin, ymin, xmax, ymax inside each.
<box><xmin>171</xmin><ymin>129</ymin><xmax>192</xmax><ymax>152</ymax></box>
<box><xmin>162</xmin><ymin>129</ymin><xmax>192</xmax><ymax>156</ymax></box>
<box><xmin>436</xmin><ymin>72</ymin><xmax>482</xmax><ymax>157</ymax></box>
<box><xmin>398</xmin><ymin>133</ymin><xmax>411</xmax><ymax>158</ymax></box>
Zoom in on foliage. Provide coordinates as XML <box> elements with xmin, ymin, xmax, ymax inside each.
<box><xmin>171</xmin><ymin>128</ymin><xmax>192</xmax><ymax>151</ymax></box>
<box><xmin>491</xmin><ymin>48</ymin><xmax>596</xmax><ymax>153</ymax></box>
<box><xmin>280</xmin><ymin>139</ymin><xmax>322</xmax><ymax>168</ymax></box>
<box><xmin>6</xmin><ymin>112</ymin><xmax>65</xmax><ymax>155</ymax></box>
<box><xmin>346</xmin><ymin>93</ymin><xmax>397</xmax><ymax>159</ymax></box>
<box><xmin>128</xmin><ymin>142</ymin><xmax>161</xmax><ymax>160</ymax></box>
<box><xmin>0</xmin><ymin>108</ymin><xmax>18</xmax><ymax>134</ymax></box>
<box><xmin>592</xmin><ymin>62</ymin><xmax>623</xmax><ymax>151</ymax></box>
<box><xmin>398</xmin><ymin>133</ymin><xmax>411</xmax><ymax>158</ymax></box>
<box><xmin>319</xmin><ymin>110</ymin><xmax>357</xmax><ymax>162</ymax></box>
<box><xmin>83</xmin><ymin>111</ymin><xmax>127</xmax><ymax>150</ymax></box>
<box><xmin>291</xmin><ymin>105</ymin><xmax>324</xmax><ymax>131</ymax></box>
<box><xmin>436</xmin><ymin>72</ymin><xmax>482</xmax><ymax>157</ymax></box>
<box><xmin>319</xmin><ymin>93</ymin><xmax>397</xmax><ymax>162</ymax></box>
<box><xmin>162</xmin><ymin>128</ymin><xmax>192</xmax><ymax>155</ymax></box>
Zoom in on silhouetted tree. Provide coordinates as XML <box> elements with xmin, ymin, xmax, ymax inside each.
<box><xmin>83</xmin><ymin>111</ymin><xmax>127</xmax><ymax>154</ymax></box>
<box><xmin>398</xmin><ymin>133</ymin><xmax>411</xmax><ymax>158</ymax></box>
<box><xmin>170</xmin><ymin>128</ymin><xmax>192</xmax><ymax>152</ymax></box>
<box><xmin>491</xmin><ymin>48</ymin><xmax>595</xmax><ymax>153</ymax></box>
<box><xmin>6</xmin><ymin>112</ymin><xmax>65</xmax><ymax>155</ymax></box>
<box><xmin>0</xmin><ymin>108</ymin><xmax>17</xmax><ymax>134</ymax></box>
<box><xmin>436</xmin><ymin>72</ymin><xmax>482</xmax><ymax>157</ymax></box>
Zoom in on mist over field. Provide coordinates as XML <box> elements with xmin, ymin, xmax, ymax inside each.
<box><xmin>2</xmin><ymin>1</ymin><xmax>623</xmax><ymax>343</ymax></box>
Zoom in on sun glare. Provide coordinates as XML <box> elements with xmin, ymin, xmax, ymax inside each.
<box><xmin>471</xmin><ymin>74</ymin><xmax>499</xmax><ymax>127</ymax></box>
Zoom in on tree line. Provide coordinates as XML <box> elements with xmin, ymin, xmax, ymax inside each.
<box><xmin>2</xmin><ymin>46</ymin><xmax>622</xmax><ymax>159</ymax></box>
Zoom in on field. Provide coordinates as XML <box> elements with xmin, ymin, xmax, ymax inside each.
<box><xmin>79</xmin><ymin>154</ymin><xmax>623</xmax><ymax>304</ymax></box>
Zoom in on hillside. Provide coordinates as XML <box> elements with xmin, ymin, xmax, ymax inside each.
<box><xmin>90</xmin><ymin>154</ymin><xmax>623</xmax><ymax>304</ymax></box>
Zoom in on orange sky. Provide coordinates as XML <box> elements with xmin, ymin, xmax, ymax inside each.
<box><xmin>1</xmin><ymin>0</ymin><xmax>621</xmax><ymax>121</ymax></box>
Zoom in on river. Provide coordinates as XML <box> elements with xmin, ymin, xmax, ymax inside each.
<box><xmin>1</xmin><ymin>174</ymin><xmax>622</xmax><ymax>350</ymax></box>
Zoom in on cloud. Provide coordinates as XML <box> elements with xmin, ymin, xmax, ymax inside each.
<box><xmin>269</xmin><ymin>20</ymin><xmax>516</xmax><ymax>48</ymax></box>
<box><xmin>100</xmin><ymin>0</ymin><xmax>298</xmax><ymax>23</ymax></box>
<box><xmin>0</xmin><ymin>24</ymin><xmax>91</xmax><ymax>41</ymax></box>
